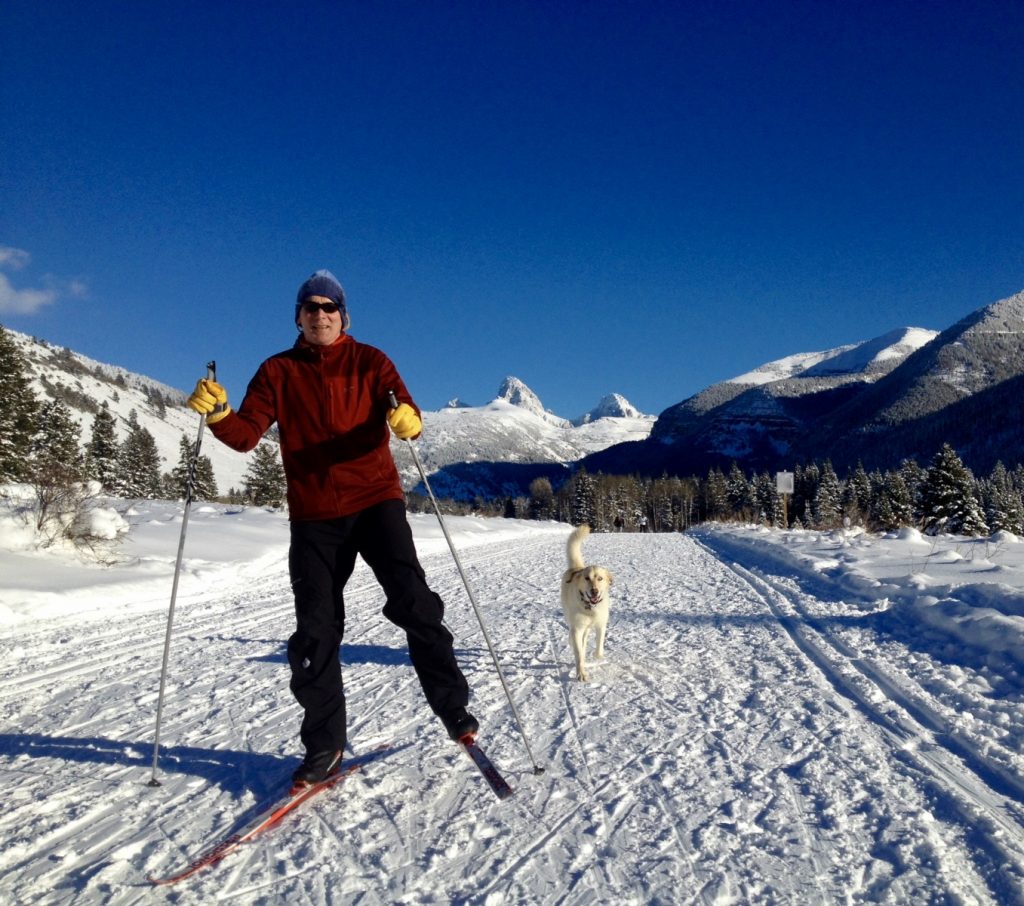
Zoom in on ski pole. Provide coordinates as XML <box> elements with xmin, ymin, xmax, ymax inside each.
<box><xmin>148</xmin><ymin>361</ymin><xmax>216</xmax><ymax>787</ymax></box>
<box><xmin>389</xmin><ymin>392</ymin><xmax>544</xmax><ymax>775</ymax></box>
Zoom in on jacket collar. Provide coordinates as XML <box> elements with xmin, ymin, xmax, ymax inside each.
<box><xmin>293</xmin><ymin>333</ymin><xmax>352</xmax><ymax>356</ymax></box>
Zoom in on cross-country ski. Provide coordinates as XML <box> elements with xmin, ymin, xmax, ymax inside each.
<box><xmin>149</xmin><ymin>763</ymin><xmax>360</xmax><ymax>886</ymax></box>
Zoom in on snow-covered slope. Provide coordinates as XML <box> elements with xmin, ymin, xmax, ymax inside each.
<box><xmin>728</xmin><ymin>327</ymin><xmax>938</xmax><ymax>385</ymax></box>
<box><xmin>8</xmin><ymin>330</ymin><xmax>263</xmax><ymax>493</ymax></box>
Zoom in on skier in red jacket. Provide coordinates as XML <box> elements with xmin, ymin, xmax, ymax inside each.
<box><xmin>188</xmin><ymin>269</ymin><xmax>477</xmax><ymax>786</ymax></box>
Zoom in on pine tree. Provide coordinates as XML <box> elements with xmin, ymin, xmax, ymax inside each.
<box><xmin>85</xmin><ymin>402</ymin><xmax>119</xmax><ymax>492</ymax></box>
<box><xmin>0</xmin><ymin>324</ymin><xmax>38</xmax><ymax>481</ymax></box>
<box><xmin>168</xmin><ymin>433</ymin><xmax>219</xmax><ymax>501</ymax></box>
<box><xmin>703</xmin><ymin>468</ymin><xmax>729</xmax><ymax>521</ymax></box>
<box><xmin>875</xmin><ymin>469</ymin><xmax>915</xmax><ymax>531</ymax></box>
<box><xmin>812</xmin><ymin>461</ymin><xmax>843</xmax><ymax>528</ymax></box>
<box><xmin>726</xmin><ymin>462</ymin><xmax>753</xmax><ymax>520</ymax></box>
<box><xmin>242</xmin><ymin>443</ymin><xmax>287</xmax><ymax>507</ymax></box>
<box><xmin>793</xmin><ymin>462</ymin><xmax>820</xmax><ymax>527</ymax></box>
<box><xmin>528</xmin><ymin>476</ymin><xmax>555</xmax><ymax>521</ymax></box>
<box><xmin>842</xmin><ymin>463</ymin><xmax>871</xmax><ymax>525</ymax></box>
<box><xmin>194</xmin><ymin>454</ymin><xmax>218</xmax><ymax>501</ymax></box>
<box><xmin>918</xmin><ymin>444</ymin><xmax>989</xmax><ymax>536</ymax></box>
<box><xmin>899</xmin><ymin>459</ymin><xmax>927</xmax><ymax>524</ymax></box>
<box><xmin>982</xmin><ymin>461</ymin><xmax>1023</xmax><ymax>534</ymax></box>
<box><xmin>27</xmin><ymin>399</ymin><xmax>88</xmax><ymax>540</ymax></box>
<box><xmin>754</xmin><ymin>472</ymin><xmax>783</xmax><ymax>526</ymax></box>
<box><xmin>30</xmin><ymin>399</ymin><xmax>83</xmax><ymax>479</ymax></box>
<box><xmin>649</xmin><ymin>474</ymin><xmax>680</xmax><ymax>532</ymax></box>
<box><xmin>116</xmin><ymin>411</ymin><xmax>163</xmax><ymax>498</ymax></box>
<box><xmin>567</xmin><ymin>468</ymin><xmax>597</xmax><ymax>526</ymax></box>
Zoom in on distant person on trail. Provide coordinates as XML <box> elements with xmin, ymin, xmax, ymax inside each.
<box><xmin>187</xmin><ymin>269</ymin><xmax>477</xmax><ymax>788</ymax></box>
<box><xmin>638</xmin><ymin>515</ymin><xmax>649</xmax><ymax>533</ymax></box>
<box><xmin>613</xmin><ymin>515</ymin><xmax>624</xmax><ymax>532</ymax></box>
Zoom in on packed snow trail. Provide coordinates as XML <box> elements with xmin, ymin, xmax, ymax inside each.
<box><xmin>2</xmin><ymin>529</ymin><xmax>1023</xmax><ymax>904</ymax></box>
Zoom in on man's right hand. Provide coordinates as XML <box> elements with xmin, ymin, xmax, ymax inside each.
<box><xmin>187</xmin><ymin>379</ymin><xmax>232</xmax><ymax>424</ymax></box>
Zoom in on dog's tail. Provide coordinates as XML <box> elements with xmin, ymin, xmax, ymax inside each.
<box><xmin>566</xmin><ymin>524</ymin><xmax>590</xmax><ymax>571</ymax></box>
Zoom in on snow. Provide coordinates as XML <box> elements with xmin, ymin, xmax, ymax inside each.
<box><xmin>3</xmin><ymin>499</ymin><xmax>1024</xmax><ymax>903</ymax></box>
<box><xmin>728</xmin><ymin>327</ymin><xmax>938</xmax><ymax>386</ymax></box>
<box><xmin>9</xmin><ymin>328</ymin><xmax>263</xmax><ymax>493</ymax></box>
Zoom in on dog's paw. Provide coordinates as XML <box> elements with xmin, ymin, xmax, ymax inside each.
<box><xmin>576</xmin><ymin>668</ymin><xmax>590</xmax><ymax>682</ymax></box>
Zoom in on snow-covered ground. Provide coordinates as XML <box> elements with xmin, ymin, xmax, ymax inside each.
<box><xmin>2</xmin><ymin>498</ymin><xmax>1024</xmax><ymax>904</ymax></box>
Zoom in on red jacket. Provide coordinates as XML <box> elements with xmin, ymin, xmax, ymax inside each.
<box><xmin>210</xmin><ymin>334</ymin><xmax>417</xmax><ymax>521</ymax></box>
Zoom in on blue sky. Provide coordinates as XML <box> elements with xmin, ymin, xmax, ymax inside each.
<box><xmin>2</xmin><ymin>1</ymin><xmax>1023</xmax><ymax>419</ymax></box>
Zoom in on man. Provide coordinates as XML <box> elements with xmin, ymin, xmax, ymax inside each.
<box><xmin>187</xmin><ymin>269</ymin><xmax>477</xmax><ymax>787</ymax></box>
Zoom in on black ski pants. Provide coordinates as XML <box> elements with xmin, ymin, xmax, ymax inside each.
<box><xmin>286</xmin><ymin>498</ymin><xmax>470</xmax><ymax>754</ymax></box>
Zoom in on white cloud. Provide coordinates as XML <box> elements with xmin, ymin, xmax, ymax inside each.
<box><xmin>0</xmin><ymin>273</ymin><xmax>57</xmax><ymax>314</ymax></box>
<box><xmin>0</xmin><ymin>246</ymin><xmax>85</xmax><ymax>315</ymax></box>
<box><xmin>0</xmin><ymin>247</ymin><xmax>31</xmax><ymax>270</ymax></box>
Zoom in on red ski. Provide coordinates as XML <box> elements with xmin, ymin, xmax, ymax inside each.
<box><xmin>149</xmin><ymin>746</ymin><xmax>392</xmax><ymax>886</ymax></box>
<box><xmin>459</xmin><ymin>736</ymin><xmax>514</xmax><ymax>800</ymax></box>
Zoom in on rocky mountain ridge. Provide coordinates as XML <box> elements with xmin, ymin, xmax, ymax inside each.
<box><xmin>585</xmin><ymin>289</ymin><xmax>1024</xmax><ymax>480</ymax></box>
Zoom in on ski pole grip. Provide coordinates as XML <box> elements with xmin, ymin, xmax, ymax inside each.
<box><xmin>387</xmin><ymin>390</ymin><xmax>399</xmax><ymax>410</ymax></box>
<box><xmin>207</xmin><ymin>361</ymin><xmax>216</xmax><ymax>382</ymax></box>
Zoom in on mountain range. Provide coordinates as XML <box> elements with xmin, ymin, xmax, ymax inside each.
<box><xmin>5</xmin><ymin>330</ymin><xmax>654</xmax><ymax>499</ymax></box>
<box><xmin>583</xmin><ymin>288</ymin><xmax>1024</xmax><ymax>483</ymax></box>
<box><xmin>7</xmin><ymin>286</ymin><xmax>1023</xmax><ymax>502</ymax></box>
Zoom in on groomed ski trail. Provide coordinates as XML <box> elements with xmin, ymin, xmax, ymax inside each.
<box><xmin>2</xmin><ymin>530</ymin><xmax>1022</xmax><ymax>903</ymax></box>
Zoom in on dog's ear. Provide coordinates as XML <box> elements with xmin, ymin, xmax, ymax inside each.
<box><xmin>607</xmin><ymin>571</ymin><xmax>614</xmax><ymax>585</ymax></box>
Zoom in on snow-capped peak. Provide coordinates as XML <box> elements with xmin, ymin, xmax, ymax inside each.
<box><xmin>496</xmin><ymin>376</ymin><xmax>549</xmax><ymax>417</ymax></box>
<box><xmin>574</xmin><ymin>393</ymin><xmax>646</xmax><ymax>425</ymax></box>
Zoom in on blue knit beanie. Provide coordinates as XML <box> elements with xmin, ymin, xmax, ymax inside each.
<box><xmin>295</xmin><ymin>269</ymin><xmax>348</xmax><ymax>326</ymax></box>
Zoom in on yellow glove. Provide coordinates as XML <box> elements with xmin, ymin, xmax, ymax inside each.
<box><xmin>187</xmin><ymin>379</ymin><xmax>232</xmax><ymax>425</ymax></box>
<box><xmin>387</xmin><ymin>402</ymin><xmax>422</xmax><ymax>440</ymax></box>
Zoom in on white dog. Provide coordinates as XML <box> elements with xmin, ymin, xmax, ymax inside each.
<box><xmin>560</xmin><ymin>525</ymin><xmax>613</xmax><ymax>682</ymax></box>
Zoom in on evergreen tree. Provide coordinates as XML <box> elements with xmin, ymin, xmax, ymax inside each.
<box><xmin>703</xmin><ymin>467</ymin><xmax>729</xmax><ymax>521</ymax></box>
<box><xmin>85</xmin><ymin>402</ymin><xmax>119</xmax><ymax>492</ymax></box>
<box><xmin>0</xmin><ymin>324</ymin><xmax>38</xmax><ymax>481</ymax></box>
<box><xmin>918</xmin><ymin>444</ymin><xmax>988</xmax><ymax>536</ymax></box>
<box><xmin>243</xmin><ymin>443</ymin><xmax>287</xmax><ymax>507</ymax></box>
<box><xmin>649</xmin><ymin>474</ymin><xmax>680</xmax><ymax>532</ymax></box>
<box><xmin>812</xmin><ymin>461</ymin><xmax>843</xmax><ymax>528</ymax></box>
<box><xmin>982</xmin><ymin>461</ymin><xmax>1024</xmax><ymax>534</ymax></box>
<box><xmin>27</xmin><ymin>399</ymin><xmax>87</xmax><ymax>540</ymax></box>
<box><xmin>842</xmin><ymin>463</ymin><xmax>871</xmax><ymax>525</ymax></box>
<box><xmin>194</xmin><ymin>454</ymin><xmax>218</xmax><ymax>501</ymax></box>
<box><xmin>30</xmin><ymin>399</ymin><xmax>84</xmax><ymax>483</ymax></box>
<box><xmin>793</xmin><ymin>462</ymin><xmax>820</xmax><ymax>527</ymax></box>
<box><xmin>875</xmin><ymin>469</ymin><xmax>915</xmax><ymax>531</ymax></box>
<box><xmin>753</xmin><ymin>471</ymin><xmax>783</xmax><ymax>526</ymax></box>
<box><xmin>899</xmin><ymin>459</ymin><xmax>928</xmax><ymax>523</ymax></box>
<box><xmin>726</xmin><ymin>462</ymin><xmax>753</xmax><ymax>520</ymax></box>
<box><xmin>567</xmin><ymin>468</ymin><xmax>597</xmax><ymax>526</ymax></box>
<box><xmin>116</xmin><ymin>411</ymin><xmax>162</xmax><ymax>498</ymax></box>
<box><xmin>168</xmin><ymin>433</ymin><xmax>219</xmax><ymax>501</ymax></box>
<box><xmin>528</xmin><ymin>476</ymin><xmax>556</xmax><ymax>521</ymax></box>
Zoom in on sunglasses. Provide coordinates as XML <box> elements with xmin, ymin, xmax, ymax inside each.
<box><xmin>301</xmin><ymin>300</ymin><xmax>341</xmax><ymax>315</ymax></box>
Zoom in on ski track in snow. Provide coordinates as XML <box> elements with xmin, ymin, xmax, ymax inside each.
<box><xmin>3</xmin><ymin>532</ymin><xmax>1024</xmax><ymax>904</ymax></box>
